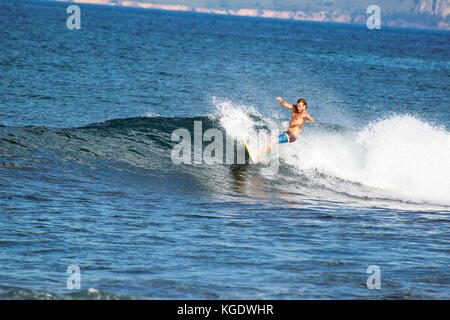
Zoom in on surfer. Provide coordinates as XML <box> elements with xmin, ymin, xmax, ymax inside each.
<box><xmin>257</xmin><ymin>97</ymin><xmax>315</xmax><ymax>158</ymax></box>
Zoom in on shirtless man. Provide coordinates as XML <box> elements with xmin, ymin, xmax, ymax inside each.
<box><xmin>258</xmin><ymin>97</ymin><xmax>315</xmax><ymax>158</ymax></box>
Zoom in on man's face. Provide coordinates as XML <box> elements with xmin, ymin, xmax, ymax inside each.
<box><xmin>297</xmin><ymin>102</ymin><xmax>306</xmax><ymax>112</ymax></box>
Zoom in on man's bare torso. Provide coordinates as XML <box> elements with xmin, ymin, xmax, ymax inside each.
<box><xmin>288</xmin><ymin>111</ymin><xmax>309</xmax><ymax>137</ymax></box>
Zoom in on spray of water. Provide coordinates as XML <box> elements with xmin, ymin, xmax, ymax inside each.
<box><xmin>215</xmin><ymin>99</ymin><xmax>450</xmax><ymax>205</ymax></box>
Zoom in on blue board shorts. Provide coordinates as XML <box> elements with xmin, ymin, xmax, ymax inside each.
<box><xmin>278</xmin><ymin>130</ymin><xmax>296</xmax><ymax>144</ymax></box>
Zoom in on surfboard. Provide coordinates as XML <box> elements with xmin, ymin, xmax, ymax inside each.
<box><xmin>242</xmin><ymin>139</ymin><xmax>258</xmax><ymax>164</ymax></box>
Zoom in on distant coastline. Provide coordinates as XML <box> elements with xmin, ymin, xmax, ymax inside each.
<box><xmin>54</xmin><ymin>0</ymin><xmax>449</xmax><ymax>31</ymax></box>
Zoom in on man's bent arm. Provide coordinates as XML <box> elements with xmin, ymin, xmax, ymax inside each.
<box><xmin>276</xmin><ymin>97</ymin><xmax>295</xmax><ymax>111</ymax></box>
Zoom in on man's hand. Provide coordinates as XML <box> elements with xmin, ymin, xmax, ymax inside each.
<box><xmin>276</xmin><ymin>97</ymin><xmax>283</xmax><ymax>102</ymax></box>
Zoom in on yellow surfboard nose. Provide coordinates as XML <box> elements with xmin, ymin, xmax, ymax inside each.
<box><xmin>242</xmin><ymin>139</ymin><xmax>258</xmax><ymax>164</ymax></box>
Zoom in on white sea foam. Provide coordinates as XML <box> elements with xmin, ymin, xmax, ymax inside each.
<box><xmin>214</xmin><ymin>97</ymin><xmax>277</xmax><ymax>149</ymax></box>
<box><xmin>215</xmin><ymin>99</ymin><xmax>450</xmax><ymax>205</ymax></box>
<box><xmin>144</xmin><ymin>111</ymin><xmax>161</xmax><ymax>117</ymax></box>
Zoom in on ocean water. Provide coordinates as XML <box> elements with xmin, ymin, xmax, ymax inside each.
<box><xmin>0</xmin><ymin>0</ymin><xmax>449</xmax><ymax>299</ymax></box>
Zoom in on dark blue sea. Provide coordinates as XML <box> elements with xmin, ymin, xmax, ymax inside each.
<box><xmin>0</xmin><ymin>0</ymin><xmax>449</xmax><ymax>299</ymax></box>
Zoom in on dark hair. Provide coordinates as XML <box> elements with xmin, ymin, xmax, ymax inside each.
<box><xmin>297</xmin><ymin>98</ymin><xmax>307</xmax><ymax>110</ymax></box>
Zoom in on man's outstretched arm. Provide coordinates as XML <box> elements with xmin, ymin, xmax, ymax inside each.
<box><xmin>276</xmin><ymin>97</ymin><xmax>295</xmax><ymax>112</ymax></box>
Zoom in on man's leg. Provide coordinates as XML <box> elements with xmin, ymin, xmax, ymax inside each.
<box><xmin>258</xmin><ymin>136</ymin><xmax>276</xmax><ymax>157</ymax></box>
<box><xmin>258</xmin><ymin>133</ymin><xmax>287</xmax><ymax>158</ymax></box>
